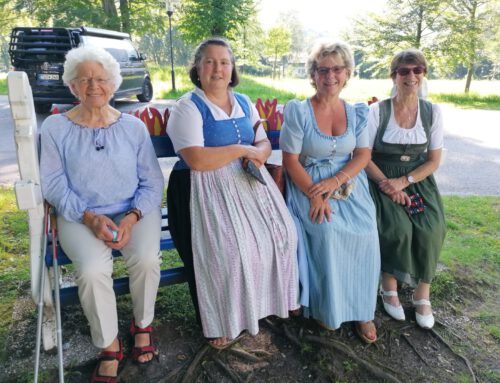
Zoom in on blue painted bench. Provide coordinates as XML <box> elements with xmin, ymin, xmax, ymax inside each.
<box><xmin>45</xmin><ymin>132</ymin><xmax>282</xmax><ymax>306</ymax></box>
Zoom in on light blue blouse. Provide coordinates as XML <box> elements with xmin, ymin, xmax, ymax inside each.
<box><xmin>40</xmin><ymin>113</ymin><xmax>164</xmax><ymax>223</ymax></box>
<box><xmin>280</xmin><ymin>99</ymin><xmax>369</xmax><ymax>164</ymax></box>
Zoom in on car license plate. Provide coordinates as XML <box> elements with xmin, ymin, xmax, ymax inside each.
<box><xmin>38</xmin><ymin>74</ymin><xmax>59</xmax><ymax>80</ymax></box>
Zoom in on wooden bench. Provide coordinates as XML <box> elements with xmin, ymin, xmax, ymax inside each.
<box><xmin>8</xmin><ymin>71</ymin><xmax>283</xmax><ymax>351</ymax></box>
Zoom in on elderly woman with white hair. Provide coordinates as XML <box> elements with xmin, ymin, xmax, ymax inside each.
<box><xmin>40</xmin><ymin>46</ymin><xmax>164</xmax><ymax>382</ymax></box>
<box><xmin>280</xmin><ymin>41</ymin><xmax>380</xmax><ymax>343</ymax></box>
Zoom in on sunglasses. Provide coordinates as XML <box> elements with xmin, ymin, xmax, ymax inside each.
<box><xmin>395</xmin><ymin>66</ymin><xmax>426</xmax><ymax>76</ymax></box>
<box><xmin>316</xmin><ymin>66</ymin><xmax>346</xmax><ymax>76</ymax></box>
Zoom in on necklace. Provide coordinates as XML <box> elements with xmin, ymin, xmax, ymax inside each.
<box><xmin>395</xmin><ymin>101</ymin><xmax>418</xmax><ymax>129</ymax></box>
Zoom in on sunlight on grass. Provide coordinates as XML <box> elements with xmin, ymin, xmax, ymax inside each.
<box><xmin>0</xmin><ymin>73</ymin><xmax>7</xmax><ymax>95</ymax></box>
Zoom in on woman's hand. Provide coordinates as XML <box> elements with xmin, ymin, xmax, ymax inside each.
<box><xmin>243</xmin><ymin>145</ymin><xmax>268</xmax><ymax>167</ymax></box>
<box><xmin>83</xmin><ymin>211</ymin><xmax>118</xmax><ymax>243</ymax></box>
<box><xmin>106</xmin><ymin>214</ymin><xmax>136</xmax><ymax>250</ymax></box>
<box><xmin>388</xmin><ymin>190</ymin><xmax>411</xmax><ymax>206</ymax></box>
<box><xmin>378</xmin><ymin>177</ymin><xmax>407</xmax><ymax>194</ymax></box>
<box><xmin>82</xmin><ymin>211</ymin><xmax>136</xmax><ymax>249</ymax></box>
<box><xmin>309</xmin><ymin>195</ymin><xmax>332</xmax><ymax>224</ymax></box>
<box><xmin>307</xmin><ymin>177</ymin><xmax>340</xmax><ymax>200</ymax></box>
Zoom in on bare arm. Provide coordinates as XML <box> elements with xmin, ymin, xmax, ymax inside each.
<box><xmin>308</xmin><ymin>147</ymin><xmax>371</xmax><ymax>199</ymax></box>
<box><xmin>180</xmin><ymin>138</ymin><xmax>272</xmax><ymax>171</ymax></box>
<box><xmin>283</xmin><ymin>151</ymin><xmax>331</xmax><ymax>224</ymax></box>
<box><xmin>378</xmin><ymin>149</ymin><xmax>442</xmax><ymax>193</ymax></box>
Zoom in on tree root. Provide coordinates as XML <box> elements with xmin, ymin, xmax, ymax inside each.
<box><xmin>179</xmin><ymin>344</ymin><xmax>213</xmax><ymax>383</ymax></box>
<box><xmin>430</xmin><ymin>328</ymin><xmax>477</xmax><ymax>383</ymax></box>
<box><xmin>227</xmin><ymin>347</ymin><xmax>263</xmax><ymax>363</ymax></box>
<box><xmin>250</xmin><ymin>349</ymin><xmax>273</xmax><ymax>358</ymax></box>
<box><xmin>401</xmin><ymin>333</ymin><xmax>429</xmax><ymax>366</ymax></box>
<box><xmin>265</xmin><ymin>317</ymin><xmax>402</xmax><ymax>382</ymax></box>
<box><xmin>282</xmin><ymin>323</ymin><xmax>301</xmax><ymax>347</ymax></box>
<box><xmin>212</xmin><ymin>354</ymin><xmax>245</xmax><ymax>383</ymax></box>
<box><xmin>303</xmin><ymin>335</ymin><xmax>403</xmax><ymax>383</ymax></box>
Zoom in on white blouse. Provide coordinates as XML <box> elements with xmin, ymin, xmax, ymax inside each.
<box><xmin>367</xmin><ymin>99</ymin><xmax>444</xmax><ymax>150</ymax></box>
<box><xmin>167</xmin><ymin>87</ymin><xmax>266</xmax><ymax>153</ymax></box>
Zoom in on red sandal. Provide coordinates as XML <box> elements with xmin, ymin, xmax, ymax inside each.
<box><xmin>130</xmin><ymin>320</ymin><xmax>159</xmax><ymax>364</ymax></box>
<box><xmin>91</xmin><ymin>338</ymin><xmax>124</xmax><ymax>383</ymax></box>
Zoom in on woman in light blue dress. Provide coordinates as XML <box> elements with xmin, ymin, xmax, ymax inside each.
<box><xmin>280</xmin><ymin>41</ymin><xmax>380</xmax><ymax>343</ymax></box>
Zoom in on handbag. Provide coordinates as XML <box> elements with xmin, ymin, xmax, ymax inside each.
<box><xmin>253</xmin><ymin>120</ymin><xmax>286</xmax><ymax>196</ymax></box>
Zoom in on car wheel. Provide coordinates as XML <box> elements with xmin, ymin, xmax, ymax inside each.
<box><xmin>34</xmin><ymin>103</ymin><xmax>52</xmax><ymax>114</ymax></box>
<box><xmin>137</xmin><ymin>78</ymin><xmax>153</xmax><ymax>102</ymax></box>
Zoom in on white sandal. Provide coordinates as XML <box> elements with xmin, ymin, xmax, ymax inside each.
<box><xmin>380</xmin><ymin>289</ymin><xmax>405</xmax><ymax>321</ymax></box>
<box><xmin>412</xmin><ymin>296</ymin><xmax>434</xmax><ymax>329</ymax></box>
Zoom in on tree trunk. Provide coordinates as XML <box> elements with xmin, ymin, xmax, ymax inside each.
<box><xmin>119</xmin><ymin>0</ymin><xmax>131</xmax><ymax>34</ymax></box>
<box><xmin>273</xmin><ymin>48</ymin><xmax>277</xmax><ymax>79</ymax></box>
<box><xmin>101</xmin><ymin>0</ymin><xmax>120</xmax><ymax>30</ymax></box>
<box><xmin>415</xmin><ymin>5</ymin><xmax>423</xmax><ymax>48</ymax></box>
<box><xmin>464</xmin><ymin>0</ymin><xmax>478</xmax><ymax>94</ymax></box>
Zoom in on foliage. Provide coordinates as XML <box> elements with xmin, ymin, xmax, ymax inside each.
<box><xmin>177</xmin><ymin>0</ymin><xmax>256</xmax><ymax>45</ymax></box>
<box><xmin>230</xmin><ymin>12</ymin><xmax>265</xmax><ymax>67</ymax></box>
<box><xmin>0</xmin><ymin>74</ymin><xmax>7</xmax><ymax>94</ymax></box>
<box><xmin>348</xmin><ymin>0</ymin><xmax>445</xmax><ymax>78</ymax></box>
<box><xmin>433</xmin><ymin>0</ymin><xmax>499</xmax><ymax>92</ymax></box>
<box><xmin>348</xmin><ymin>0</ymin><xmax>499</xmax><ymax>91</ymax></box>
<box><xmin>264</xmin><ymin>26</ymin><xmax>292</xmax><ymax>79</ymax></box>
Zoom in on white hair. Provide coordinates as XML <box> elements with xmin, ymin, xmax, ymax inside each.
<box><xmin>62</xmin><ymin>45</ymin><xmax>122</xmax><ymax>92</ymax></box>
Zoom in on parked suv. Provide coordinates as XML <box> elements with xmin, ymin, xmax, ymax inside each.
<box><xmin>8</xmin><ymin>26</ymin><xmax>153</xmax><ymax>113</ymax></box>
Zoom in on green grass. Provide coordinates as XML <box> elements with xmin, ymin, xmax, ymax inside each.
<box><xmin>429</xmin><ymin>92</ymin><xmax>500</xmax><ymax>110</ymax></box>
<box><xmin>0</xmin><ymin>186</ymin><xmax>29</xmax><ymax>360</ymax></box>
<box><xmin>2</xmin><ymin>67</ymin><xmax>498</xmax><ymax>110</ymax></box>
<box><xmin>0</xmin><ymin>73</ymin><xmax>7</xmax><ymax>95</ymax></box>
<box><xmin>150</xmin><ymin>68</ymin><xmax>500</xmax><ymax>109</ymax></box>
<box><xmin>0</xmin><ymin>187</ymin><xmax>499</xmax><ymax>367</ymax></box>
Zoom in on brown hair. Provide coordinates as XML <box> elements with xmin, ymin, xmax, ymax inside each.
<box><xmin>390</xmin><ymin>48</ymin><xmax>427</xmax><ymax>79</ymax></box>
<box><xmin>188</xmin><ymin>37</ymin><xmax>239</xmax><ymax>89</ymax></box>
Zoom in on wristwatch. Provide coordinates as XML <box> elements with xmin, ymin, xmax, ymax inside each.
<box><xmin>125</xmin><ymin>208</ymin><xmax>142</xmax><ymax>221</ymax></box>
<box><xmin>407</xmin><ymin>175</ymin><xmax>415</xmax><ymax>184</ymax></box>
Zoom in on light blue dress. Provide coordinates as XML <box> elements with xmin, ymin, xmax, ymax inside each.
<box><xmin>280</xmin><ymin>99</ymin><xmax>380</xmax><ymax>329</ymax></box>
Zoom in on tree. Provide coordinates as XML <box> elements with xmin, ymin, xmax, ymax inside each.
<box><xmin>435</xmin><ymin>0</ymin><xmax>499</xmax><ymax>92</ymax></box>
<box><xmin>230</xmin><ymin>12</ymin><xmax>265</xmax><ymax>67</ymax></box>
<box><xmin>177</xmin><ymin>0</ymin><xmax>256</xmax><ymax>45</ymax></box>
<box><xmin>264</xmin><ymin>26</ymin><xmax>291</xmax><ymax>79</ymax></box>
<box><xmin>348</xmin><ymin>0</ymin><xmax>447</xmax><ymax>77</ymax></box>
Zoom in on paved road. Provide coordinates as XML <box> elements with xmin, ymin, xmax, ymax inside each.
<box><xmin>1</xmin><ymin>96</ymin><xmax>499</xmax><ymax>195</ymax></box>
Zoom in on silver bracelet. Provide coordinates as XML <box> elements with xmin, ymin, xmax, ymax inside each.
<box><xmin>338</xmin><ymin>170</ymin><xmax>351</xmax><ymax>183</ymax></box>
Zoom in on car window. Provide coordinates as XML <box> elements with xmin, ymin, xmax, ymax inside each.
<box><xmin>81</xmin><ymin>36</ymin><xmax>134</xmax><ymax>62</ymax></box>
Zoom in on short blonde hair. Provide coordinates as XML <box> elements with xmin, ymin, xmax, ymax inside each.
<box><xmin>306</xmin><ymin>41</ymin><xmax>354</xmax><ymax>89</ymax></box>
<box><xmin>62</xmin><ymin>46</ymin><xmax>122</xmax><ymax>93</ymax></box>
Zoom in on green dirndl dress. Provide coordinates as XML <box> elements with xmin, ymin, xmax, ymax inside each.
<box><xmin>368</xmin><ymin>99</ymin><xmax>446</xmax><ymax>286</ymax></box>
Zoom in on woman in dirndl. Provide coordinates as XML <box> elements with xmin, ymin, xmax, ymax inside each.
<box><xmin>166</xmin><ymin>37</ymin><xmax>299</xmax><ymax>349</ymax></box>
<box><xmin>366</xmin><ymin>48</ymin><xmax>446</xmax><ymax>329</ymax></box>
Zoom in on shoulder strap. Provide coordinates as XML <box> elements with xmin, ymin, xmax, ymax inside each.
<box><xmin>373</xmin><ymin>99</ymin><xmax>392</xmax><ymax>150</ymax></box>
<box><xmin>418</xmin><ymin>98</ymin><xmax>433</xmax><ymax>138</ymax></box>
<box><xmin>378</xmin><ymin>99</ymin><xmax>392</xmax><ymax>131</ymax></box>
<box><xmin>234</xmin><ymin>92</ymin><xmax>251</xmax><ymax>117</ymax></box>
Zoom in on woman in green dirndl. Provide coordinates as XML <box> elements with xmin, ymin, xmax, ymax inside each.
<box><xmin>366</xmin><ymin>49</ymin><xmax>446</xmax><ymax>329</ymax></box>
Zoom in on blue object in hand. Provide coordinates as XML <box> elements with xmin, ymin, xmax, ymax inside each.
<box><xmin>111</xmin><ymin>230</ymin><xmax>118</xmax><ymax>242</ymax></box>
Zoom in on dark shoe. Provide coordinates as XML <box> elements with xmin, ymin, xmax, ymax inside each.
<box><xmin>91</xmin><ymin>339</ymin><xmax>124</xmax><ymax>383</ymax></box>
<box><xmin>130</xmin><ymin>320</ymin><xmax>159</xmax><ymax>364</ymax></box>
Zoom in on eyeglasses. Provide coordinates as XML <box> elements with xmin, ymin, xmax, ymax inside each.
<box><xmin>76</xmin><ymin>77</ymin><xmax>110</xmax><ymax>86</ymax></box>
<box><xmin>395</xmin><ymin>66</ymin><xmax>426</xmax><ymax>76</ymax></box>
<box><xmin>316</xmin><ymin>66</ymin><xmax>346</xmax><ymax>76</ymax></box>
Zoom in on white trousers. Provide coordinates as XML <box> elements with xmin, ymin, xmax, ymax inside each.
<box><xmin>57</xmin><ymin>209</ymin><xmax>162</xmax><ymax>348</ymax></box>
